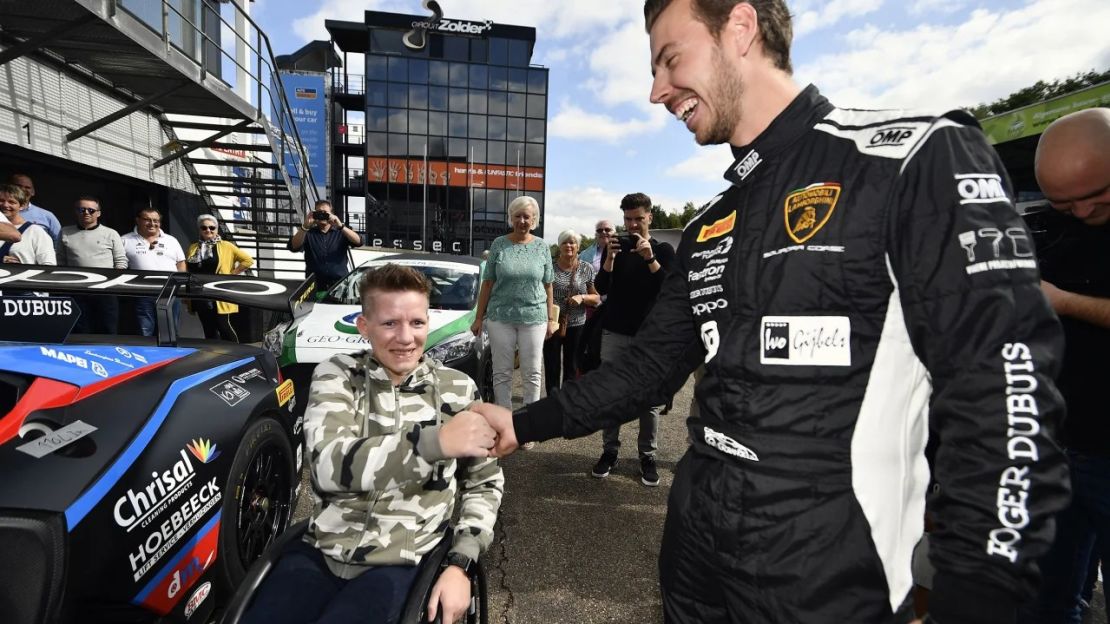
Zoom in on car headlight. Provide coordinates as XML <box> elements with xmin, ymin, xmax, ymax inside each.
<box><xmin>263</xmin><ymin>324</ymin><xmax>287</xmax><ymax>358</ymax></box>
<box><xmin>425</xmin><ymin>333</ymin><xmax>475</xmax><ymax>363</ymax></box>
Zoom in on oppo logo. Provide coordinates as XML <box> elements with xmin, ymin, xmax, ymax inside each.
<box><xmin>692</xmin><ymin>299</ymin><xmax>728</xmax><ymax>316</ymax></box>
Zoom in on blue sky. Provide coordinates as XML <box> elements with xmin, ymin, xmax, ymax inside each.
<box><xmin>250</xmin><ymin>0</ymin><xmax>1110</xmax><ymax>242</ymax></box>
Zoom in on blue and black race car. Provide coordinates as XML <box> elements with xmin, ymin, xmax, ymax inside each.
<box><xmin>0</xmin><ymin>265</ymin><xmax>313</xmax><ymax>624</ymax></box>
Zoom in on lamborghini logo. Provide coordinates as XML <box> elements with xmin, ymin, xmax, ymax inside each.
<box><xmin>784</xmin><ymin>183</ymin><xmax>841</xmax><ymax>244</ymax></box>
<box><xmin>696</xmin><ymin>211</ymin><xmax>736</xmax><ymax>243</ymax></box>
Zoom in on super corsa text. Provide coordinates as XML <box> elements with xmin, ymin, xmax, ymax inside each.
<box><xmin>986</xmin><ymin>343</ymin><xmax>1043</xmax><ymax>563</ymax></box>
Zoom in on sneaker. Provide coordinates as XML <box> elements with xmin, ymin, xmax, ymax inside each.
<box><xmin>591</xmin><ymin>450</ymin><xmax>618</xmax><ymax>478</ymax></box>
<box><xmin>640</xmin><ymin>456</ymin><xmax>660</xmax><ymax>487</ymax></box>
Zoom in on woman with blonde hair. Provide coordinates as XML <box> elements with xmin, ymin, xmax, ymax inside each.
<box><xmin>543</xmin><ymin>229</ymin><xmax>599</xmax><ymax>396</ymax></box>
<box><xmin>186</xmin><ymin>214</ymin><xmax>253</xmax><ymax>342</ymax></box>
<box><xmin>0</xmin><ymin>184</ymin><xmax>54</xmax><ymax>265</ymax></box>
<box><xmin>471</xmin><ymin>196</ymin><xmax>555</xmax><ymax>429</ymax></box>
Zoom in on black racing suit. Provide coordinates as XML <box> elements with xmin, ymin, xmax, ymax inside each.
<box><xmin>515</xmin><ymin>86</ymin><xmax>1069</xmax><ymax>624</ymax></box>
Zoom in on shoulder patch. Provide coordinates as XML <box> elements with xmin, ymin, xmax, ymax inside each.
<box><xmin>814</xmin><ymin>106</ymin><xmax>969</xmax><ymax>161</ymax></box>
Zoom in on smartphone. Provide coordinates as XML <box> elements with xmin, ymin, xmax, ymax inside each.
<box><xmin>618</xmin><ymin>234</ymin><xmax>638</xmax><ymax>253</ymax></box>
<box><xmin>313</xmin><ymin>210</ymin><xmax>330</xmax><ymax>221</ymax></box>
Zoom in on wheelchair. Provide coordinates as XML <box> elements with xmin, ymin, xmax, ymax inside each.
<box><xmin>218</xmin><ymin>520</ymin><xmax>489</xmax><ymax>624</ymax></box>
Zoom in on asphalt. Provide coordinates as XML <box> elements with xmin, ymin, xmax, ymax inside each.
<box><xmin>291</xmin><ymin>375</ymin><xmax>1108</xmax><ymax>624</ymax></box>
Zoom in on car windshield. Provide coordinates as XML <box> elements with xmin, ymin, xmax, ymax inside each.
<box><xmin>327</xmin><ymin>264</ymin><xmax>479</xmax><ymax>311</ymax></box>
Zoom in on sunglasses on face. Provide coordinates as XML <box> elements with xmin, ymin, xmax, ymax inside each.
<box><xmin>596</xmin><ymin>229</ymin><xmax>612</xmax><ymax>234</ymax></box>
<box><xmin>77</xmin><ymin>208</ymin><xmax>98</xmax><ymax>214</ymax></box>
<box><xmin>200</xmin><ymin>225</ymin><xmax>217</xmax><ymax>231</ymax></box>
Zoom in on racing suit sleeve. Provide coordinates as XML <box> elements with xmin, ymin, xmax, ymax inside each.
<box><xmin>304</xmin><ymin>355</ymin><xmax>452</xmax><ymax>496</ymax></box>
<box><xmin>888</xmin><ymin>115</ymin><xmax>1069</xmax><ymax>623</ymax></box>
<box><xmin>451</xmin><ymin>380</ymin><xmax>504</xmax><ymax>561</ymax></box>
<box><xmin>514</xmin><ymin>245</ymin><xmax>705</xmax><ymax>443</ymax></box>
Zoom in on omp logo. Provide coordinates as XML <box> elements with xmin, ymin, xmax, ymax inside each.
<box><xmin>334</xmin><ymin>311</ymin><xmax>361</xmax><ymax>335</ymax></box>
<box><xmin>186</xmin><ymin>439</ymin><xmax>221</xmax><ymax>464</ymax></box>
<box><xmin>692</xmin><ymin>299</ymin><xmax>728</xmax><ymax>316</ymax></box>
<box><xmin>696</xmin><ymin>211</ymin><xmax>736</xmax><ymax>243</ymax></box>
<box><xmin>704</xmin><ymin>427</ymin><xmax>759</xmax><ymax>461</ymax></box>
<box><xmin>733</xmin><ymin>150</ymin><xmax>762</xmax><ymax>180</ymax></box>
<box><xmin>700</xmin><ymin>321</ymin><xmax>720</xmax><ymax>363</ymax></box>
<box><xmin>955</xmin><ymin>174</ymin><xmax>1009</xmax><ymax>205</ymax></box>
<box><xmin>760</xmin><ymin>316</ymin><xmax>851</xmax><ymax>367</ymax></box>
<box><xmin>868</xmin><ymin>126</ymin><xmax>914</xmax><ymax>148</ymax></box>
<box><xmin>690</xmin><ymin>236</ymin><xmax>733</xmax><ymax>260</ymax></box>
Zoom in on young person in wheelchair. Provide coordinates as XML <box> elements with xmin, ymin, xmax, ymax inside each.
<box><xmin>242</xmin><ymin>264</ymin><xmax>503</xmax><ymax>624</ymax></box>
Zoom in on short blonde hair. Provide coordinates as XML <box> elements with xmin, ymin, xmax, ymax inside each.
<box><xmin>557</xmin><ymin>229</ymin><xmax>580</xmax><ymax>245</ymax></box>
<box><xmin>507</xmin><ymin>196</ymin><xmax>540</xmax><ymax>228</ymax></box>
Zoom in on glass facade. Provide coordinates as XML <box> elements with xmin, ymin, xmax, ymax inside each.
<box><xmin>334</xmin><ymin>17</ymin><xmax>547</xmax><ymax>255</ymax></box>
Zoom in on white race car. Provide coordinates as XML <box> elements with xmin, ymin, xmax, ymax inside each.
<box><xmin>264</xmin><ymin>253</ymin><xmax>492</xmax><ymax>406</ymax></box>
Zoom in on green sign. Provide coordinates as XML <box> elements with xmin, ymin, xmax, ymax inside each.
<box><xmin>980</xmin><ymin>81</ymin><xmax>1110</xmax><ymax>145</ymax></box>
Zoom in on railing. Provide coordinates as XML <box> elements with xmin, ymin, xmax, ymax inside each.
<box><xmin>109</xmin><ymin>0</ymin><xmax>319</xmax><ymax>220</ymax></box>
<box><xmin>332</xmin><ymin>74</ymin><xmax>365</xmax><ymax>95</ymax></box>
<box><xmin>341</xmin><ymin>168</ymin><xmax>366</xmax><ymax>192</ymax></box>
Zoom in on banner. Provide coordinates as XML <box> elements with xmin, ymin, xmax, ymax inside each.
<box><xmin>365</xmin><ymin>157</ymin><xmax>544</xmax><ymax>191</ymax></box>
<box><xmin>276</xmin><ymin>72</ymin><xmax>327</xmax><ymax>188</ymax></box>
<box><xmin>980</xmin><ymin>82</ymin><xmax>1110</xmax><ymax>145</ymax></box>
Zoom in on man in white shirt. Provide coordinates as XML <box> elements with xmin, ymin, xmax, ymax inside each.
<box><xmin>121</xmin><ymin>207</ymin><xmax>186</xmax><ymax>336</ymax></box>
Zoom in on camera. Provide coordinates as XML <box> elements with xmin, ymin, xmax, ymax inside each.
<box><xmin>313</xmin><ymin>210</ymin><xmax>330</xmax><ymax>221</ymax></box>
<box><xmin>618</xmin><ymin>234</ymin><xmax>639</xmax><ymax>253</ymax></box>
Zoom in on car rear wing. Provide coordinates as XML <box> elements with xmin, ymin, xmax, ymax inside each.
<box><xmin>0</xmin><ymin>265</ymin><xmax>315</xmax><ymax>345</ymax></box>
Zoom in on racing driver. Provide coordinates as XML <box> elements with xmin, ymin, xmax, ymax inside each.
<box><xmin>471</xmin><ymin>1</ymin><xmax>1070</xmax><ymax>623</ymax></box>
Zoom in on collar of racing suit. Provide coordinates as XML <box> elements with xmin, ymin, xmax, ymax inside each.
<box><xmin>722</xmin><ymin>84</ymin><xmax>835</xmax><ymax>187</ymax></box>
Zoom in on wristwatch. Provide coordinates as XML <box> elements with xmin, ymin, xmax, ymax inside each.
<box><xmin>444</xmin><ymin>552</ymin><xmax>476</xmax><ymax>578</ymax></box>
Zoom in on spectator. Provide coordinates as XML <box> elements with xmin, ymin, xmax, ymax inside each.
<box><xmin>579</xmin><ymin>219</ymin><xmax>614</xmax><ymax>274</ymax></box>
<box><xmin>8</xmin><ymin>173</ymin><xmax>61</xmax><ymax>244</ymax></box>
<box><xmin>241</xmin><ymin>264</ymin><xmax>502</xmax><ymax>624</ymax></box>
<box><xmin>122</xmin><ymin>207</ymin><xmax>185</xmax><ymax>336</ymax></box>
<box><xmin>288</xmin><ymin>199</ymin><xmax>362</xmax><ymax>293</ymax></box>
<box><xmin>470</xmin><ymin>1</ymin><xmax>1069</xmax><ymax>622</ymax></box>
<box><xmin>470</xmin><ymin>196</ymin><xmax>555</xmax><ymax>436</ymax></box>
<box><xmin>0</xmin><ymin>197</ymin><xmax>21</xmax><ymax>243</ymax></box>
<box><xmin>589</xmin><ymin>192</ymin><xmax>675</xmax><ymax>486</ymax></box>
<box><xmin>185</xmin><ymin>214</ymin><xmax>254</xmax><ymax>342</ymax></box>
<box><xmin>1019</xmin><ymin>107</ymin><xmax>1110</xmax><ymax>624</ymax></box>
<box><xmin>0</xmin><ymin>184</ymin><xmax>55</xmax><ymax>265</ymax></box>
<box><xmin>543</xmin><ymin>229</ymin><xmax>599</xmax><ymax>397</ymax></box>
<box><xmin>59</xmin><ymin>196</ymin><xmax>126</xmax><ymax>334</ymax></box>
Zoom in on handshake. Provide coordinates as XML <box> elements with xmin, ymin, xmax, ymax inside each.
<box><xmin>438</xmin><ymin>403</ymin><xmax>519</xmax><ymax>459</ymax></box>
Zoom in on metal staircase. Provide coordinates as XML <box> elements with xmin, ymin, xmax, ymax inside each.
<box><xmin>0</xmin><ymin>0</ymin><xmax>318</xmax><ymax>278</ymax></box>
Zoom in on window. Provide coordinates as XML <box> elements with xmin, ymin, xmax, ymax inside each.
<box><xmin>409</xmin><ymin>110</ymin><xmax>428</xmax><ymax>134</ymax></box>
<box><xmin>470</xmin><ymin>39</ymin><xmax>489</xmax><ymax>63</ymax></box>
<box><xmin>468</xmin><ymin>140</ymin><xmax>487</xmax><ymax>164</ymax></box>
<box><xmin>527</xmin><ymin>94</ymin><xmax>546</xmax><ymax>119</ymax></box>
<box><xmin>368</xmin><ymin>132</ymin><xmax>388</xmax><ymax>156</ymax></box>
<box><xmin>409</xmin><ymin>59</ymin><xmax>429</xmax><ymax>84</ymax></box>
<box><xmin>366</xmin><ymin>81</ymin><xmax>388</xmax><ymax>107</ymax></box>
<box><xmin>507</xmin><ymin>39</ymin><xmax>529</xmax><ymax>67</ymax></box>
<box><xmin>528</xmin><ymin>69</ymin><xmax>547</xmax><ymax>94</ymax></box>
<box><xmin>371</xmin><ymin>29</ymin><xmax>406</xmax><ymax>55</ymax></box>
<box><xmin>429</xmin><ymin>86</ymin><xmax>448</xmax><ymax>111</ymax></box>
<box><xmin>489</xmin><ymin>66</ymin><xmax>508</xmax><ymax>91</ymax></box>
<box><xmin>389</xmin><ymin>133</ymin><xmax>407</xmax><ymax>156</ymax></box>
<box><xmin>487</xmin><ymin>140</ymin><xmax>505</xmax><ymax>165</ymax></box>
<box><xmin>468</xmin><ymin>90</ymin><xmax>487</xmax><ymax>114</ymax></box>
<box><xmin>526</xmin><ymin>119</ymin><xmax>545</xmax><ymax>143</ymax></box>
<box><xmin>449</xmin><ymin>88</ymin><xmax>468</xmax><ymax>112</ymax></box>
<box><xmin>428</xmin><ymin>136</ymin><xmax>447</xmax><ymax>158</ymax></box>
<box><xmin>429</xmin><ymin>61</ymin><xmax>449</xmax><ymax>86</ymax></box>
<box><xmin>449</xmin><ymin>62</ymin><xmax>469</xmax><ymax>87</ymax></box>
<box><xmin>468</xmin><ymin>114</ymin><xmax>487</xmax><ymax>139</ymax></box>
<box><xmin>443</xmin><ymin>36</ymin><xmax>469</xmax><ymax>61</ymax></box>
<box><xmin>388</xmin><ymin>56</ymin><xmax>407</xmax><ymax>82</ymax></box>
<box><xmin>507</xmin><ymin>93</ymin><xmax>526</xmax><ymax>117</ymax></box>
<box><xmin>409</xmin><ymin>136</ymin><xmax>428</xmax><ymax>158</ymax></box>
<box><xmin>367</xmin><ymin>107</ymin><xmax>389</xmax><ymax>132</ymax></box>
<box><xmin>388</xmin><ymin>83</ymin><xmax>407</xmax><ymax>108</ymax></box>
<box><xmin>488</xmin><ymin>189</ymin><xmax>507</xmax><ymax>217</ymax></box>
<box><xmin>469</xmin><ymin>65</ymin><xmax>488</xmax><ymax>89</ymax></box>
<box><xmin>508</xmin><ymin>68</ymin><xmax>528</xmax><ymax>93</ymax></box>
<box><xmin>507</xmin><ymin>117</ymin><xmax>525</xmax><ymax>141</ymax></box>
<box><xmin>487</xmin><ymin>91</ymin><xmax>507</xmax><ymax>116</ymax></box>
<box><xmin>449</xmin><ymin>138</ymin><xmax>467</xmax><ymax>158</ymax></box>
<box><xmin>526</xmin><ymin>143</ymin><xmax>544</xmax><ymax>167</ymax></box>
<box><xmin>366</xmin><ymin>55</ymin><xmax>388</xmax><ymax>81</ymax></box>
<box><xmin>487</xmin><ymin>116</ymin><xmax>507</xmax><ymax>141</ymax></box>
<box><xmin>388</xmin><ymin>108</ymin><xmax>408</xmax><ymax>133</ymax></box>
<box><xmin>428</xmin><ymin>111</ymin><xmax>447</xmax><ymax>135</ymax></box>
<box><xmin>506</xmin><ymin>142</ymin><xmax>525</xmax><ymax>167</ymax></box>
<box><xmin>449</xmin><ymin>113</ymin><xmax>467</xmax><ymax>137</ymax></box>
<box><xmin>488</xmin><ymin>38</ymin><xmax>508</xmax><ymax>65</ymax></box>
<box><xmin>409</xmin><ymin>85</ymin><xmax>429</xmax><ymax>109</ymax></box>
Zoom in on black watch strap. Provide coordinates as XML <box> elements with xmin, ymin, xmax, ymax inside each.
<box><xmin>445</xmin><ymin>552</ymin><xmax>476</xmax><ymax>577</ymax></box>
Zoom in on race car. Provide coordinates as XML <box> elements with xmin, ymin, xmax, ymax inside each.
<box><xmin>264</xmin><ymin>252</ymin><xmax>493</xmax><ymax>405</ymax></box>
<box><xmin>0</xmin><ymin>265</ymin><xmax>313</xmax><ymax>624</ymax></box>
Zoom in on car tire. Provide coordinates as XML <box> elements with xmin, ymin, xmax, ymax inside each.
<box><xmin>213</xmin><ymin>416</ymin><xmax>295</xmax><ymax>596</ymax></box>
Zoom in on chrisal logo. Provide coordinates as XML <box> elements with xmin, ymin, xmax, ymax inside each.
<box><xmin>696</xmin><ymin>211</ymin><xmax>737</xmax><ymax>243</ymax></box>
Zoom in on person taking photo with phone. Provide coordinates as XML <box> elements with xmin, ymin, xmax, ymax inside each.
<box><xmin>288</xmin><ymin>199</ymin><xmax>362</xmax><ymax>293</ymax></box>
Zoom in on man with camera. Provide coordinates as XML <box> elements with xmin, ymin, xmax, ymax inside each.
<box><xmin>288</xmin><ymin>199</ymin><xmax>362</xmax><ymax>293</ymax></box>
<box><xmin>589</xmin><ymin>192</ymin><xmax>675</xmax><ymax>486</ymax></box>
<box><xmin>1019</xmin><ymin>107</ymin><xmax>1110</xmax><ymax>624</ymax></box>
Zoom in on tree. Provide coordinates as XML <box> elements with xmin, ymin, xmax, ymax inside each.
<box><xmin>969</xmin><ymin>69</ymin><xmax>1110</xmax><ymax>119</ymax></box>
<box><xmin>651</xmin><ymin>202</ymin><xmax>700</xmax><ymax>229</ymax></box>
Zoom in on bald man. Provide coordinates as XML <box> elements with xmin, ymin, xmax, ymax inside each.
<box><xmin>1020</xmin><ymin>107</ymin><xmax>1110</xmax><ymax>624</ymax></box>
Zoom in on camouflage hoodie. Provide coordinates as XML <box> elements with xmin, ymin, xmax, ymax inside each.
<box><xmin>303</xmin><ymin>351</ymin><xmax>503</xmax><ymax>578</ymax></box>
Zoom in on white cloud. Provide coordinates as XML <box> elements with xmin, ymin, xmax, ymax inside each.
<box><xmin>907</xmin><ymin>0</ymin><xmax>967</xmax><ymax>16</ymax></box>
<box><xmin>796</xmin><ymin>0</ymin><xmax>1110</xmax><ymax>111</ymax></box>
<box><xmin>793</xmin><ymin>0</ymin><xmax>884</xmax><ymax>38</ymax></box>
<box><xmin>666</xmin><ymin>144</ymin><xmax>736</xmax><ymax>183</ymax></box>
<box><xmin>549</xmin><ymin>104</ymin><xmax>667</xmax><ymax>142</ymax></box>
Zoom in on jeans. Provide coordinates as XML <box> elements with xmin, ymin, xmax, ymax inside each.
<box><xmin>72</xmin><ymin>295</ymin><xmax>118</xmax><ymax>334</ymax></box>
<box><xmin>1019</xmin><ymin>450</ymin><xmax>1110</xmax><ymax>624</ymax></box>
<box><xmin>600</xmin><ymin>330</ymin><xmax>660</xmax><ymax>459</ymax></box>
<box><xmin>134</xmin><ymin>297</ymin><xmax>181</xmax><ymax>337</ymax></box>
<box><xmin>241</xmin><ymin>539</ymin><xmax>418</xmax><ymax>624</ymax></box>
<box><xmin>485</xmin><ymin>319</ymin><xmax>545</xmax><ymax>410</ymax></box>
<box><xmin>542</xmin><ymin>324</ymin><xmax>583</xmax><ymax>396</ymax></box>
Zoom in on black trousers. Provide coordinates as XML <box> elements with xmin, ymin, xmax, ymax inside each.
<box><xmin>542</xmin><ymin>324</ymin><xmax>583</xmax><ymax>396</ymax></box>
<box><xmin>195</xmin><ymin>301</ymin><xmax>239</xmax><ymax>342</ymax></box>
<box><xmin>72</xmin><ymin>295</ymin><xmax>119</xmax><ymax>335</ymax></box>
